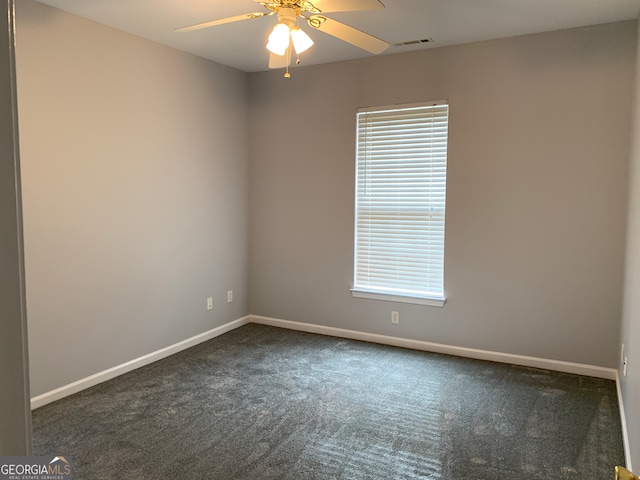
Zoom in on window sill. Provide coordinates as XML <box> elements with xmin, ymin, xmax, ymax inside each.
<box><xmin>350</xmin><ymin>289</ymin><xmax>446</xmax><ymax>307</ymax></box>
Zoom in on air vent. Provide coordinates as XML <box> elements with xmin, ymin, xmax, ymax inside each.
<box><xmin>393</xmin><ymin>38</ymin><xmax>434</xmax><ymax>47</ymax></box>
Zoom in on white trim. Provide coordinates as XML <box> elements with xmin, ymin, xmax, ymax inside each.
<box><xmin>358</xmin><ymin>99</ymin><xmax>449</xmax><ymax>113</ymax></box>
<box><xmin>30</xmin><ymin>316</ymin><xmax>250</xmax><ymax>410</ymax></box>
<box><xmin>250</xmin><ymin>315</ymin><xmax>617</xmax><ymax>380</ymax></box>
<box><xmin>616</xmin><ymin>371</ymin><xmax>633</xmax><ymax>471</ymax></box>
<box><xmin>351</xmin><ymin>289</ymin><xmax>446</xmax><ymax>307</ymax></box>
<box><xmin>31</xmin><ymin>314</ymin><xmax>621</xmax><ymax>413</ymax></box>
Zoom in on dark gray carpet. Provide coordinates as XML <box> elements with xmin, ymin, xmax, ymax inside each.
<box><xmin>32</xmin><ymin>324</ymin><xmax>624</xmax><ymax>479</ymax></box>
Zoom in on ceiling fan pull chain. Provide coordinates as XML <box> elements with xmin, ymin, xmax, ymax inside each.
<box><xmin>284</xmin><ymin>44</ymin><xmax>292</xmax><ymax>78</ymax></box>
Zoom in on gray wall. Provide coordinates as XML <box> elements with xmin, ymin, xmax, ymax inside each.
<box><xmin>0</xmin><ymin>0</ymin><xmax>31</xmax><ymax>455</ymax></box>
<box><xmin>249</xmin><ymin>21</ymin><xmax>636</xmax><ymax>368</ymax></box>
<box><xmin>621</xmin><ymin>21</ymin><xmax>640</xmax><ymax>472</ymax></box>
<box><xmin>16</xmin><ymin>0</ymin><xmax>250</xmax><ymax>397</ymax></box>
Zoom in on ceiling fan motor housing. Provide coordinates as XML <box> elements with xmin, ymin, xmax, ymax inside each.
<box><xmin>277</xmin><ymin>7</ymin><xmax>300</xmax><ymax>27</ymax></box>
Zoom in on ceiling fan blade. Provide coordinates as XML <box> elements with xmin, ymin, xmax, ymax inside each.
<box><xmin>303</xmin><ymin>0</ymin><xmax>385</xmax><ymax>13</ymax></box>
<box><xmin>175</xmin><ymin>12</ymin><xmax>270</xmax><ymax>33</ymax></box>
<box><xmin>307</xmin><ymin>15</ymin><xmax>388</xmax><ymax>54</ymax></box>
<box><xmin>268</xmin><ymin>51</ymin><xmax>291</xmax><ymax>69</ymax></box>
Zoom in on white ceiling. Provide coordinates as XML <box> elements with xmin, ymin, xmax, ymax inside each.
<box><xmin>33</xmin><ymin>0</ymin><xmax>640</xmax><ymax>73</ymax></box>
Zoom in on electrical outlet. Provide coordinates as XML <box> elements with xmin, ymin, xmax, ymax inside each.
<box><xmin>207</xmin><ymin>297</ymin><xmax>213</xmax><ymax>310</ymax></box>
<box><xmin>227</xmin><ymin>290</ymin><xmax>233</xmax><ymax>303</ymax></box>
<box><xmin>391</xmin><ymin>311</ymin><xmax>399</xmax><ymax>324</ymax></box>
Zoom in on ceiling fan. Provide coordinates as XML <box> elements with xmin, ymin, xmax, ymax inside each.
<box><xmin>176</xmin><ymin>0</ymin><xmax>389</xmax><ymax>77</ymax></box>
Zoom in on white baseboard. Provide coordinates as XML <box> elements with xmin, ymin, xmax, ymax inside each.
<box><xmin>250</xmin><ymin>315</ymin><xmax>618</xmax><ymax>380</ymax></box>
<box><xmin>31</xmin><ymin>314</ymin><xmax>619</xmax><ymax>412</ymax></box>
<box><xmin>30</xmin><ymin>316</ymin><xmax>251</xmax><ymax>410</ymax></box>
<box><xmin>616</xmin><ymin>372</ymin><xmax>633</xmax><ymax>471</ymax></box>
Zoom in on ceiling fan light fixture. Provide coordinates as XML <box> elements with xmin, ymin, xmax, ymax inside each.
<box><xmin>266</xmin><ymin>22</ymin><xmax>290</xmax><ymax>56</ymax></box>
<box><xmin>290</xmin><ymin>27</ymin><xmax>314</xmax><ymax>54</ymax></box>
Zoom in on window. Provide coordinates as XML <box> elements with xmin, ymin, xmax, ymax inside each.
<box><xmin>352</xmin><ymin>101</ymin><xmax>449</xmax><ymax>307</ymax></box>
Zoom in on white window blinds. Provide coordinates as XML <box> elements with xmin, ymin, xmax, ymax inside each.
<box><xmin>353</xmin><ymin>101</ymin><xmax>449</xmax><ymax>305</ymax></box>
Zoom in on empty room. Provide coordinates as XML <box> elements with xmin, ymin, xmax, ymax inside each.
<box><xmin>2</xmin><ymin>0</ymin><xmax>640</xmax><ymax>478</ymax></box>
